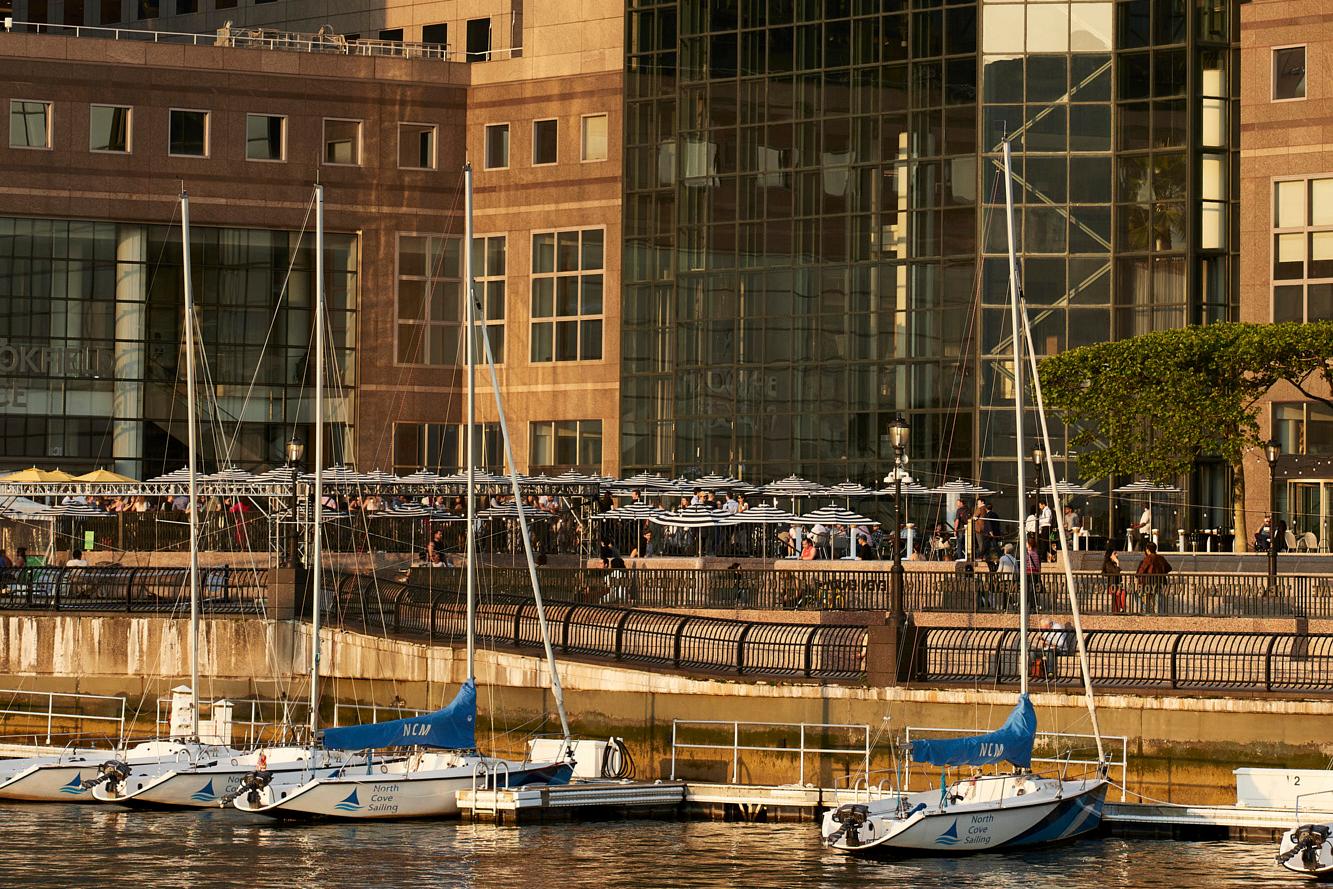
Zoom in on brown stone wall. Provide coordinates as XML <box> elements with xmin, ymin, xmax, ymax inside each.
<box><xmin>1240</xmin><ymin>1</ymin><xmax>1333</xmax><ymax>538</ymax></box>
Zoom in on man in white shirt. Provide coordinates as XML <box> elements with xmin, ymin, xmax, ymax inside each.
<box><xmin>1037</xmin><ymin>500</ymin><xmax>1053</xmax><ymax>562</ymax></box>
<box><xmin>1132</xmin><ymin>505</ymin><xmax>1152</xmax><ymax>550</ymax></box>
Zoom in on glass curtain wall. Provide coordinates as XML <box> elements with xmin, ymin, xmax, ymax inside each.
<box><xmin>0</xmin><ymin>216</ymin><xmax>356</xmax><ymax>478</ymax></box>
<box><xmin>623</xmin><ymin>0</ymin><xmax>1237</xmax><ymax>522</ymax></box>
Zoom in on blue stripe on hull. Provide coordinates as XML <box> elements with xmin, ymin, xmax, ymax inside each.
<box><xmin>1002</xmin><ymin>784</ymin><xmax>1107</xmax><ymax>848</ymax></box>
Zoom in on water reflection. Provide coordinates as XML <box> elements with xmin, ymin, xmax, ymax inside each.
<box><xmin>2</xmin><ymin>805</ymin><xmax>1289</xmax><ymax>888</ymax></box>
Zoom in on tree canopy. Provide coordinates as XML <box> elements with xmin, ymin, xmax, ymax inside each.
<box><xmin>1038</xmin><ymin>321</ymin><xmax>1333</xmax><ymax>483</ymax></box>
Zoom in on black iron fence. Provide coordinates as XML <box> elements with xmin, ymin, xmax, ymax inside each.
<box><xmin>330</xmin><ymin>574</ymin><xmax>867</xmax><ymax>682</ymax></box>
<box><xmin>0</xmin><ymin>566</ymin><xmax>268</xmax><ymax>613</ymax></box>
<box><xmin>920</xmin><ymin>626</ymin><xmax>1333</xmax><ymax>694</ymax></box>
<box><xmin>397</xmin><ymin>566</ymin><xmax>1333</xmax><ymax>619</ymax></box>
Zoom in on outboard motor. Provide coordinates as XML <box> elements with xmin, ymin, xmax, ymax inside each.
<box><xmin>1277</xmin><ymin>824</ymin><xmax>1332</xmax><ymax>871</ymax></box>
<box><xmin>219</xmin><ymin>769</ymin><xmax>274</xmax><ymax>808</ymax></box>
<box><xmin>80</xmin><ymin>760</ymin><xmax>130</xmax><ymax>794</ymax></box>
<box><xmin>825</xmin><ymin>804</ymin><xmax>870</xmax><ymax>848</ymax></box>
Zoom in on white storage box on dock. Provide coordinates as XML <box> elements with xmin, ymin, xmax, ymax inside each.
<box><xmin>1234</xmin><ymin>768</ymin><xmax>1333</xmax><ymax>808</ymax></box>
<box><xmin>529</xmin><ymin>739</ymin><xmax>608</xmax><ymax>780</ymax></box>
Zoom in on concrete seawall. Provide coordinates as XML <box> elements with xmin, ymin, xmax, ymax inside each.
<box><xmin>0</xmin><ymin>613</ymin><xmax>1329</xmax><ymax>805</ymax></box>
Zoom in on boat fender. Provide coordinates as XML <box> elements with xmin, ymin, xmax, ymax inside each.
<box><xmin>381</xmin><ymin>764</ymin><xmax>390</xmax><ymax>774</ymax></box>
<box><xmin>231</xmin><ymin>758</ymin><xmax>239</xmax><ymax>766</ymax></box>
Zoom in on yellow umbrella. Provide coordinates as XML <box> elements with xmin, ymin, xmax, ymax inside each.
<box><xmin>74</xmin><ymin>468</ymin><xmax>138</xmax><ymax>484</ymax></box>
<box><xmin>1</xmin><ymin>467</ymin><xmax>75</xmax><ymax>482</ymax></box>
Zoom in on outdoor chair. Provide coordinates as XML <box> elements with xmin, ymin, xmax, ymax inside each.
<box><xmin>1285</xmin><ymin>530</ymin><xmax>1300</xmax><ymax>552</ymax></box>
<box><xmin>1298</xmin><ymin>531</ymin><xmax>1318</xmax><ymax>553</ymax></box>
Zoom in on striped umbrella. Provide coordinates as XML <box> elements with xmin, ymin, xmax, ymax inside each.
<box><xmin>599</xmin><ymin>502</ymin><xmax>667</xmax><ymax>521</ymax></box>
<box><xmin>926</xmin><ymin>478</ymin><xmax>997</xmax><ymax>497</ymax></box>
<box><xmin>479</xmin><ymin>502</ymin><xmax>551</xmax><ymax>521</ymax></box>
<box><xmin>650</xmin><ymin>505</ymin><xmax>727</xmax><ymax>558</ymax></box>
<box><xmin>1042</xmin><ymin>479</ymin><xmax>1097</xmax><ymax>497</ymax></box>
<box><xmin>611</xmin><ymin>472</ymin><xmax>672</xmax><ymax>491</ymax></box>
<box><xmin>1112</xmin><ymin>480</ymin><xmax>1181</xmax><ymax>495</ymax></box>
<box><xmin>147</xmin><ymin>468</ymin><xmax>192</xmax><ymax>483</ymax></box>
<box><xmin>798</xmin><ymin>505</ymin><xmax>880</xmax><ymax>560</ymax></box>
<box><xmin>206</xmin><ymin>466</ymin><xmax>255</xmax><ymax>483</ymax></box>
<box><xmin>399</xmin><ymin>470</ymin><xmax>446</xmax><ymax>484</ymax></box>
<box><xmin>723</xmin><ymin>503</ymin><xmax>800</xmax><ymax>524</ymax></box>
<box><xmin>762</xmin><ymin>475</ymin><xmax>825</xmax><ymax>496</ymax></box>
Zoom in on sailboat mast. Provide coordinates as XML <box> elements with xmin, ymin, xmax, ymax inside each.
<box><xmin>1018</xmin><ymin>308</ymin><xmax>1106</xmax><ymax>762</ymax></box>
<box><xmin>463</xmin><ymin>163</ymin><xmax>476</xmax><ymax>682</ymax></box>
<box><xmin>179</xmin><ymin>189</ymin><xmax>202</xmax><ymax>741</ymax></box>
<box><xmin>309</xmin><ymin>183</ymin><xmax>325</xmax><ymax>740</ymax></box>
<box><xmin>1001</xmin><ymin>137</ymin><xmax>1030</xmax><ymax>697</ymax></box>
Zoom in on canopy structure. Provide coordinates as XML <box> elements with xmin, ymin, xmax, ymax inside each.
<box><xmin>910</xmin><ymin>694</ymin><xmax>1036</xmax><ymax>769</ymax></box>
<box><xmin>798</xmin><ymin>505</ymin><xmax>879</xmax><ymax>527</ymax></box>
<box><xmin>322</xmin><ymin>679</ymin><xmax>477</xmax><ymax>751</ymax></box>
<box><xmin>761</xmin><ymin>475</ymin><xmax>826</xmax><ymax>497</ymax></box>
<box><xmin>74</xmin><ymin>469</ymin><xmax>137</xmax><ymax>484</ymax></box>
<box><xmin>649</xmin><ymin>505</ymin><xmax>727</xmax><ymax>528</ymax></box>
<box><xmin>2</xmin><ymin>467</ymin><xmax>76</xmax><ymax>483</ymax></box>
<box><xmin>479</xmin><ymin>503</ymin><xmax>552</xmax><ymax>521</ymax></box>
<box><xmin>822</xmin><ymin>481</ymin><xmax>880</xmax><ymax>499</ymax></box>
<box><xmin>610</xmin><ymin>472</ymin><xmax>672</xmax><ymax>491</ymax></box>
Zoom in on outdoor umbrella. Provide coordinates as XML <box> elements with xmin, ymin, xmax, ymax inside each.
<box><xmin>1112</xmin><ymin>480</ymin><xmax>1182</xmax><ymax>549</ymax></box>
<box><xmin>926</xmin><ymin>478</ymin><xmax>997</xmax><ymax>497</ymax></box>
<box><xmin>599</xmin><ymin>502</ymin><xmax>668</xmax><ymax>521</ymax></box>
<box><xmin>74</xmin><ymin>468</ymin><xmax>137</xmax><ymax>484</ymax></box>
<box><xmin>399</xmin><ymin>469</ymin><xmax>446</xmax><ymax>484</ymax></box>
<box><xmin>650</xmin><ymin>505</ymin><xmax>727</xmax><ymax>557</ymax></box>
<box><xmin>1</xmin><ymin>467</ymin><xmax>76</xmax><ymax>483</ymax></box>
<box><xmin>1043</xmin><ymin>479</ymin><xmax>1098</xmax><ymax>497</ymax></box>
<box><xmin>798</xmin><ymin>505</ymin><xmax>880</xmax><ymax>560</ymax></box>
<box><xmin>723</xmin><ymin>503</ymin><xmax>801</xmax><ymax>558</ymax></box>
<box><xmin>611</xmin><ymin>472</ymin><xmax>672</xmax><ymax>492</ymax></box>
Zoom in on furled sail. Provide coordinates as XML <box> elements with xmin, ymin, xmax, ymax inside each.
<box><xmin>909</xmin><ymin>694</ymin><xmax>1036</xmax><ymax>768</ymax></box>
<box><xmin>321</xmin><ymin>679</ymin><xmax>476</xmax><ymax>751</ymax></box>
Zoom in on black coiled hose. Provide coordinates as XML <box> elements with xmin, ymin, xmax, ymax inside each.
<box><xmin>599</xmin><ymin>738</ymin><xmax>635</xmax><ymax>780</ymax></box>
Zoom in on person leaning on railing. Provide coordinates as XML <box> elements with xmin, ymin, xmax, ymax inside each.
<box><xmin>1102</xmin><ymin>543</ymin><xmax>1125</xmax><ymax>613</ymax></box>
<box><xmin>1135</xmin><ymin>541</ymin><xmax>1172</xmax><ymax>614</ymax></box>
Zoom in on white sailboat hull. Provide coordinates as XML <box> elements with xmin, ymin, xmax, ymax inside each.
<box><xmin>0</xmin><ymin>741</ymin><xmax>200</xmax><ymax>803</ymax></box>
<box><xmin>234</xmin><ymin>757</ymin><xmax>573</xmax><ymax>820</ymax></box>
<box><xmin>1278</xmin><ymin>824</ymin><xmax>1333</xmax><ymax>879</ymax></box>
<box><xmin>822</xmin><ymin>775</ymin><xmax>1107</xmax><ymax>856</ymax></box>
<box><xmin>91</xmin><ymin>748</ymin><xmax>360</xmax><ymax>808</ymax></box>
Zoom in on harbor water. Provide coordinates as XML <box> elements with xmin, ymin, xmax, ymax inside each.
<box><xmin>0</xmin><ymin>805</ymin><xmax>1294</xmax><ymax>888</ymax></box>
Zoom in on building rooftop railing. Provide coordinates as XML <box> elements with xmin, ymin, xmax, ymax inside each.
<box><xmin>0</xmin><ymin>19</ymin><xmax>518</xmax><ymax>63</ymax></box>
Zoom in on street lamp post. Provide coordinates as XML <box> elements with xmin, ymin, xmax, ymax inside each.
<box><xmin>284</xmin><ymin>436</ymin><xmax>305</xmax><ymax>569</ymax></box>
<box><xmin>1265</xmin><ymin>439</ymin><xmax>1281</xmax><ymax>593</ymax></box>
<box><xmin>887</xmin><ymin>414</ymin><xmax>910</xmax><ymax>625</ymax></box>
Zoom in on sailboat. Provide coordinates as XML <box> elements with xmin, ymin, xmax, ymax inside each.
<box><xmin>821</xmin><ymin>137</ymin><xmax>1108</xmax><ymax>856</ymax></box>
<box><xmin>232</xmin><ymin>165</ymin><xmax>574</xmax><ymax>820</ymax></box>
<box><xmin>1</xmin><ymin>191</ymin><xmax>245</xmax><ymax>803</ymax></box>
<box><xmin>91</xmin><ymin>187</ymin><xmax>366</xmax><ymax>809</ymax></box>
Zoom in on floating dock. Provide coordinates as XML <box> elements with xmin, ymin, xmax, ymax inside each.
<box><xmin>458</xmin><ymin>779</ymin><xmax>1333</xmax><ymax>840</ymax></box>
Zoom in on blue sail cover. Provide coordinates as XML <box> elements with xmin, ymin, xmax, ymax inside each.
<box><xmin>909</xmin><ymin>694</ymin><xmax>1036</xmax><ymax>768</ymax></box>
<box><xmin>322</xmin><ymin>679</ymin><xmax>477</xmax><ymax>751</ymax></box>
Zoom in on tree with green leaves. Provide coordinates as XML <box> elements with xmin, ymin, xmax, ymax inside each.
<box><xmin>1039</xmin><ymin>322</ymin><xmax>1333</xmax><ymax>550</ymax></box>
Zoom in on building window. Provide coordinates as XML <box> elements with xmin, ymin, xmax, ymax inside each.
<box><xmin>175</xmin><ymin>0</ymin><xmax>196</xmax><ymax>14</ymax></box>
<box><xmin>168</xmin><ymin>108</ymin><xmax>208</xmax><ymax>157</ymax></box>
<box><xmin>1274</xmin><ymin>403</ymin><xmax>1333</xmax><ymax>456</ymax></box>
<box><xmin>580</xmin><ymin>113</ymin><xmax>608</xmax><ymax>162</ymax></box>
<box><xmin>393</xmin><ymin>422</ymin><xmax>458</xmax><ymax>474</ymax></box>
<box><xmin>472</xmin><ymin>235</ymin><xmax>506</xmax><ymax>363</ymax></box>
<box><xmin>398</xmin><ymin>123</ymin><xmax>436</xmax><ymax>170</ymax></box>
<box><xmin>1273</xmin><ymin>177</ymin><xmax>1333</xmax><ymax>323</ymax></box>
<box><xmin>530</xmin><ymin>420</ymin><xmax>603</xmax><ymax>474</ymax></box>
<box><xmin>136</xmin><ymin>0</ymin><xmax>158</xmax><ymax>19</ymax></box>
<box><xmin>89</xmin><ymin>104</ymin><xmax>130</xmax><ymax>153</ymax></box>
<box><xmin>323</xmin><ymin>118</ymin><xmax>361</xmax><ymax>166</ymax></box>
<box><xmin>99</xmin><ymin>0</ymin><xmax>121</xmax><ymax>24</ymax></box>
<box><xmin>483</xmin><ymin>123</ymin><xmax>509</xmax><ymax>170</ymax></box>
<box><xmin>532</xmin><ymin>119</ymin><xmax>558</xmax><ymax>166</ymax></box>
<box><xmin>396</xmin><ymin>233</ymin><xmax>461</xmax><ymax>366</ymax></box>
<box><xmin>9</xmin><ymin>100</ymin><xmax>52</xmax><ymax>150</ymax></box>
<box><xmin>422</xmin><ymin>23</ymin><xmax>446</xmax><ymax>45</ymax></box>
<box><xmin>1274</xmin><ymin>46</ymin><xmax>1306</xmax><ymax>101</ymax></box>
<box><xmin>378</xmin><ymin>28</ymin><xmax>403</xmax><ymax>41</ymax></box>
<box><xmin>466</xmin><ymin>17</ymin><xmax>491</xmax><ymax>61</ymax></box>
<box><xmin>245</xmin><ymin>113</ymin><xmax>285</xmax><ymax>162</ymax></box>
<box><xmin>530</xmin><ymin>229</ymin><xmax>604</xmax><ymax>363</ymax></box>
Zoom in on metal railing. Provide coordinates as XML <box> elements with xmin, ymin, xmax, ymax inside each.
<box><xmin>0</xmin><ymin>565</ymin><xmax>267</xmax><ymax>613</ymax></box>
<box><xmin>904</xmin><ymin>726</ymin><xmax>1129</xmax><ymax>801</ymax></box>
<box><xmin>332</xmin><ymin>575</ymin><xmax>867</xmax><ymax>682</ymax></box>
<box><xmin>331</xmin><ymin>702</ymin><xmax>424</xmax><ymax>726</ymax></box>
<box><xmin>669</xmin><ymin>719</ymin><xmax>872</xmax><ymax>786</ymax></box>
<box><xmin>1</xmin><ymin>19</ymin><xmax>529</xmax><ymax>62</ymax></box>
<box><xmin>399</xmin><ymin>565</ymin><xmax>1333</xmax><ymax>619</ymax></box>
<box><xmin>0</xmin><ymin>687</ymin><xmax>126</xmax><ymax>747</ymax></box>
<box><xmin>920</xmin><ymin>626</ymin><xmax>1333</xmax><ymax>693</ymax></box>
<box><xmin>154</xmin><ymin>695</ymin><xmax>312</xmax><ymax>747</ymax></box>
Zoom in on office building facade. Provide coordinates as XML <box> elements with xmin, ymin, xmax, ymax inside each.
<box><xmin>621</xmin><ymin>0</ymin><xmax>1238</xmax><ymax>528</ymax></box>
